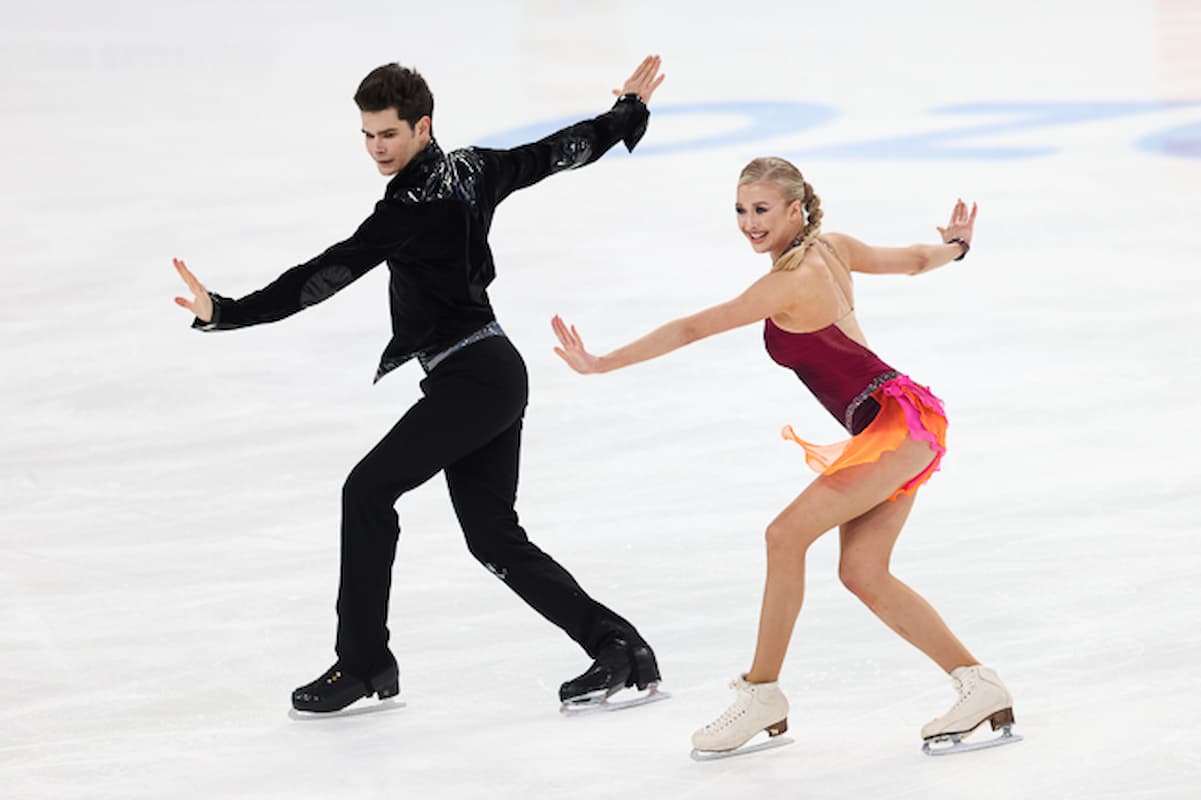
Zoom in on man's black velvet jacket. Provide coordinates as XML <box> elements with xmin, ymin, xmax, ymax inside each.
<box><xmin>194</xmin><ymin>95</ymin><xmax>649</xmax><ymax>381</ymax></box>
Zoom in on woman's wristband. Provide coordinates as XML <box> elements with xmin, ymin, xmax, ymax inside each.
<box><xmin>946</xmin><ymin>237</ymin><xmax>969</xmax><ymax>261</ymax></box>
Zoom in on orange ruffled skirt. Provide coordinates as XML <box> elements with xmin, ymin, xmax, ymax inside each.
<box><xmin>781</xmin><ymin>375</ymin><xmax>947</xmax><ymax>502</ymax></box>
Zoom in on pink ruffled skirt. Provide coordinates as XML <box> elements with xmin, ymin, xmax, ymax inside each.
<box><xmin>781</xmin><ymin>375</ymin><xmax>947</xmax><ymax>502</ymax></box>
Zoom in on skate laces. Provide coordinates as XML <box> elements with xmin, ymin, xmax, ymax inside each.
<box><xmin>702</xmin><ymin>680</ymin><xmax>752</xmax><ymax>733</ymax></box>
<box><xmin>948</xmin><ymin>673</ymin><xmax>976</xmax><ymax>709</ymax></box>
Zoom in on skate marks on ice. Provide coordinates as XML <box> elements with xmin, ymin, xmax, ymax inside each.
<box><xmin>690</xmin><ymin>733</ymin><xmax>795</xmax><ymax>762</ymax></box>
<box><xmin>288</xmin><ymin>698</ymin><xmax>407</xmax><ymax>722</ymax></box>
<box><xmin>559</xmin><ymin>683</ymin><xmax>671</xmax><ymax>715</ymax></box>
<box><xmin>922</xmin><ymin>724</ymin><xmax>1023</xmax><ymax>756</ymax></box>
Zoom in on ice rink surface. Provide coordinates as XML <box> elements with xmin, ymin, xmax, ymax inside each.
<box><xmin>3</xmin><ymin>1</ymin><xmax>1200</xmax><ymax>797</ymax></box>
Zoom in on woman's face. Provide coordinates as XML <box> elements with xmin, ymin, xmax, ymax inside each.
<box><xmin>735</xmin><ymin>180</ymin><xmax>804</xmax><ymax>260</ymax></box>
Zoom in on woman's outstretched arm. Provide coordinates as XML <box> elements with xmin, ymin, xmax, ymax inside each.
<box><xmin>829</xmin><ymin>198</ymin><xmax>977</xmax><ymax>276</ymax></box>
<box><xmin>553</xmin><ymin>269</ymin><xmax>800</xmax><ymax>374</ymax></box>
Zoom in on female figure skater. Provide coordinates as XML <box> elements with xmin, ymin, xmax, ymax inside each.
<box><xmin>551</xmin><ymin>157</ymin><xmax>1019</xmax><ymax>755</ymax></box>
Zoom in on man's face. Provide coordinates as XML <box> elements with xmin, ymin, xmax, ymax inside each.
<box><xmin>361</xmin><ymin>109</ymin><xmax>431</xmax><ymax>176</ymax></box>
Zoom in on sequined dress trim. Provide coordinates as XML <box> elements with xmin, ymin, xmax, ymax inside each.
<box><xmin>844</xmin><ymin>370</ymin><xmax>899</xmax><ymax>432</ymax></box>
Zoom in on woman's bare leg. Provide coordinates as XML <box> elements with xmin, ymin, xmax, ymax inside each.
<box><xmin>837</xmin><ymin>493</ymin><xmax>976</xmax><ymax>674</ymax></box>
<box><xmin>745</xmin><ymin>436</ymin><xmax>939</xmax><ymax>683</ymax></box>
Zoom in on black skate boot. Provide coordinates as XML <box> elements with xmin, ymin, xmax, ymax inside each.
<box><xmin>292</xmin><ymin>659</ymin><xmax>399</xmax><ymax>713</ymax></box>
<box><xmin>559</xmin><ymin>637</ymin><xmax>667</xmax><ymax>712</ymax></box>
<box><xmin>627</xmin><ymin>639</ymin><xmax>661</xmax><ymax>690</ymax></box>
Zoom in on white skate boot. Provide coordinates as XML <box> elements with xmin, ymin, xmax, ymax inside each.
<box><xmin>921</xmin><ymin>665</ymin><xmax>1022</xmax><ymax>755</ymax></box>
<box><xmin>690</xmin><ymin>676</ymin><xmax>792</xmax><ymax>761</ymax></box>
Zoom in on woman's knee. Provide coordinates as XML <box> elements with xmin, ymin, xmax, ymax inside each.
<box><xmin>838</xmin><ymin>556</ymin><xmax>889</xmax><ymax>604</ymax></box>
<box><xmin>764</xmin><ymin>517</ymin><xmax>818</xmax><ymax>556</ymax></box>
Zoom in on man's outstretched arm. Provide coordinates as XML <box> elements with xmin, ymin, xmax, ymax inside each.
<box><xmin>173</xmin><ymin>204</ymin><xmax>406</xmax><ymax>330</ymax></box>
<box><xmin>477</xmin><ymin>55</ymin><xmax>666</xmax><ymax>205</ymax></box>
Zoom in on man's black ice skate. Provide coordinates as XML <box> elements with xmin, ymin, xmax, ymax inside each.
<box><xmin>559</xmin><ymin>637</ymin><xmax>669</xmax><ymax>714</ymax></box>
<box><xmin>291</xmin><ymin>660</ymin><xmax>400</xmax><ymax>715</ymax></box>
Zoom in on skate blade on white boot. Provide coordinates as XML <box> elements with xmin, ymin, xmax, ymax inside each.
<box><xmin>560</xmin><ymin>682</ymin><xmax>671</xmax><ymax>715</ymax></box>
<box><xmin>922</xmin><ymin>709</ymin><xmax>1023</xmax><ymax>756</ymax></box>
<box><xmin>690</xmin><ymin>730</ymin><xmax>794</xmax><ymax>762</ymax></box>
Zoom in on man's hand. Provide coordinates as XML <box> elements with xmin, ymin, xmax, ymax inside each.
<box><xmin>614</xmin><ymin>55</ymin><xmax>665</xmax><ymax>104</ymax></box>
<box><xmin>172</xmin><ymin>257</ymin><xmax>214</xmax><ymax>323</ymax></box>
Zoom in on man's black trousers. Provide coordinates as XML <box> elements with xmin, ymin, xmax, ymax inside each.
<box><xmin>334</xmin><ymin>334</ymin><xmax>642</xmax><ymax>674</ymax></box>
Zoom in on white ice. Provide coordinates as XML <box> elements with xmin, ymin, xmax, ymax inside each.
<box><xmin>3</xmin><ymin>1</ymin><xmax>1200</xmax><ymax>798</ymax></box>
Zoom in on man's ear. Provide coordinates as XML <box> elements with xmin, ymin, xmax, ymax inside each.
<box><xmin>417</xmin><ymin>116</ymin><xmax>432</xmax><ymax>138</ymax></box>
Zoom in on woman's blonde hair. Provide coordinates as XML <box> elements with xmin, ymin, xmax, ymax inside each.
<box><xmin>738</xmin><ymin>157</ymin><xmax>822</xmax><ymax>272</ymax></box>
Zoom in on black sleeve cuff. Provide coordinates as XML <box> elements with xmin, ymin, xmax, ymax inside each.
<box><xmin>614</xmin><ymin>94</ymin><xmax>649</xmax><ymax>152</ymax></box>
<box><xmin>190</xmin><ymin>291</ymin><xmax>224</xmax><ymax>331</ymax></box>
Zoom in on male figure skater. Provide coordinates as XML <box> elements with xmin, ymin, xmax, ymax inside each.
<box><xmin>172</xmin><ymin>56</ymin><xmax>666</xmax><ymax>713</ymax></box>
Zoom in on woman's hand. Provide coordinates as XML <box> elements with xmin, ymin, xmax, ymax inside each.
<box><xmin>172</xmin><ymin>257</ymin><xmax>214</xmax><ymax>322</ymax></box>
<box><xmin>614</xmin><ymin>55</ymin><xmax>666</xmax><ymax>104</ymax></box>
<box><xmin>936</xmin><ymin>198</ymin><xmax>977</xmax><ymax>247</ymax></box>
<box><xmin>552</xmin><ymin>315</ymin><xmax>604</xmax><ymax>374</ymax></box>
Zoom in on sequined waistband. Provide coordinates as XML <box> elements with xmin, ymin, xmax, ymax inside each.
<box><xmin>844</xmin><ymin>370</ymin><xmax>900</xmax><ymax>431</ymax></box>
<box><xmin>418</xmin><ymin>321</ymin><xmax>506</xmax><ymax>373</ymax></box>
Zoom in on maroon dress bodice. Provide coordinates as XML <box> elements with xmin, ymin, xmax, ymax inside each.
<box><xmin>764</xmin><ymin>317</ymin><xmax>898</xmax><ymax>434</ymax></box>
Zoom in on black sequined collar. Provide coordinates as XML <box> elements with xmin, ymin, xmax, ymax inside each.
<box><xmin>385</xmin><ymin>139</ymin><xmax>444</xmax><ymax>192</ymax></box>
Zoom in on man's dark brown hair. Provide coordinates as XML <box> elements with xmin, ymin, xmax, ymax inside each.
<box><xmin>354</xmin><ymin>64</ymin><xmax>434</xmax><ymax>130</ymax></box>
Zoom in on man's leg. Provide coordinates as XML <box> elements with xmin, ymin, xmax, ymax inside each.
<box><xmin>334</xmin><ymin>347</ymin><xmax>527</xmax><ymax>675</ymax></box>
<box><xmin>444</xmin><ymin>416</ymin><xmax>648</xmax><ymax>658</ymax></box>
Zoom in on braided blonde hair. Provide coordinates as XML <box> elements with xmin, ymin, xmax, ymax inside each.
<box><xmin>738</xmin><ymin>157</ymin><xmax>823</xmax><ymax>272</ymax></box>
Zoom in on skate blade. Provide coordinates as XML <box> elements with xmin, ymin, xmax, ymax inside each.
<box><xmin>922</xmin><ymin>725</ymin><xmax>1023</xmax><ymax>756</ymax></box>
<box><xmin>288</xmin><ymin>698</ymin><xmax>406</xmax><ymax>721</ymax></box>
<box><xmin>560</xmin><ymin>683</ymin><xmax>671</xmax><ymax>715</ymax></box>
<box><xmin>690</xmin><ymin>735</ymin><xmax>795</xmax><ymax>762</ymax></box>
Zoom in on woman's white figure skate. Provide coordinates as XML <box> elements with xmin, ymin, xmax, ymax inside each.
<box><xmin>921</xmin><ymin>665</ymin><xmax>1022</xmax><ymax>755</ymax></box>
<box><xmin>690</xmin><ymin>676</ymin><xmax>793</xmax><ymax>761</ymax></box>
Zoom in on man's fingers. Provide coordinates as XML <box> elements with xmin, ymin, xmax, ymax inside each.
<box><xmin>173</xmin><ymin>258</ymin><xmax>205</xmax><ymax>295</ymax></box>
<box><xmin>639</xmin><ymin>59</ymin><xmax>664</xmax><ymax>92</ymax></box>
<box><xmin>625</xmin><ymin>58</ymin><xmax>647</xmax><ymax>85</ymax></box>
<box><xmin>623</xmin><ymin>55</ymin><xmax>662</xmax><ymax>96</ymax></box>
<box><xmin>174</xmin><ymin>296</ymin><xmax>198</xmax><ymax>314</ymax></box>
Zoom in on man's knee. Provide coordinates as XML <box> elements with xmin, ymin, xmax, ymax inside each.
<box><xmin>462</xmin><ymin>517</ymin><xmax>530</xmax><ymax>570</ymax></box>
<box><xmin>342</xmin><ymin>463</ymin><xmax>380</xmax><ymax>506</ymax></box>
<box><xmin>343</xmin><ymin>457</ymin><xmax>423</xmax><ymax>509</ymax></box>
